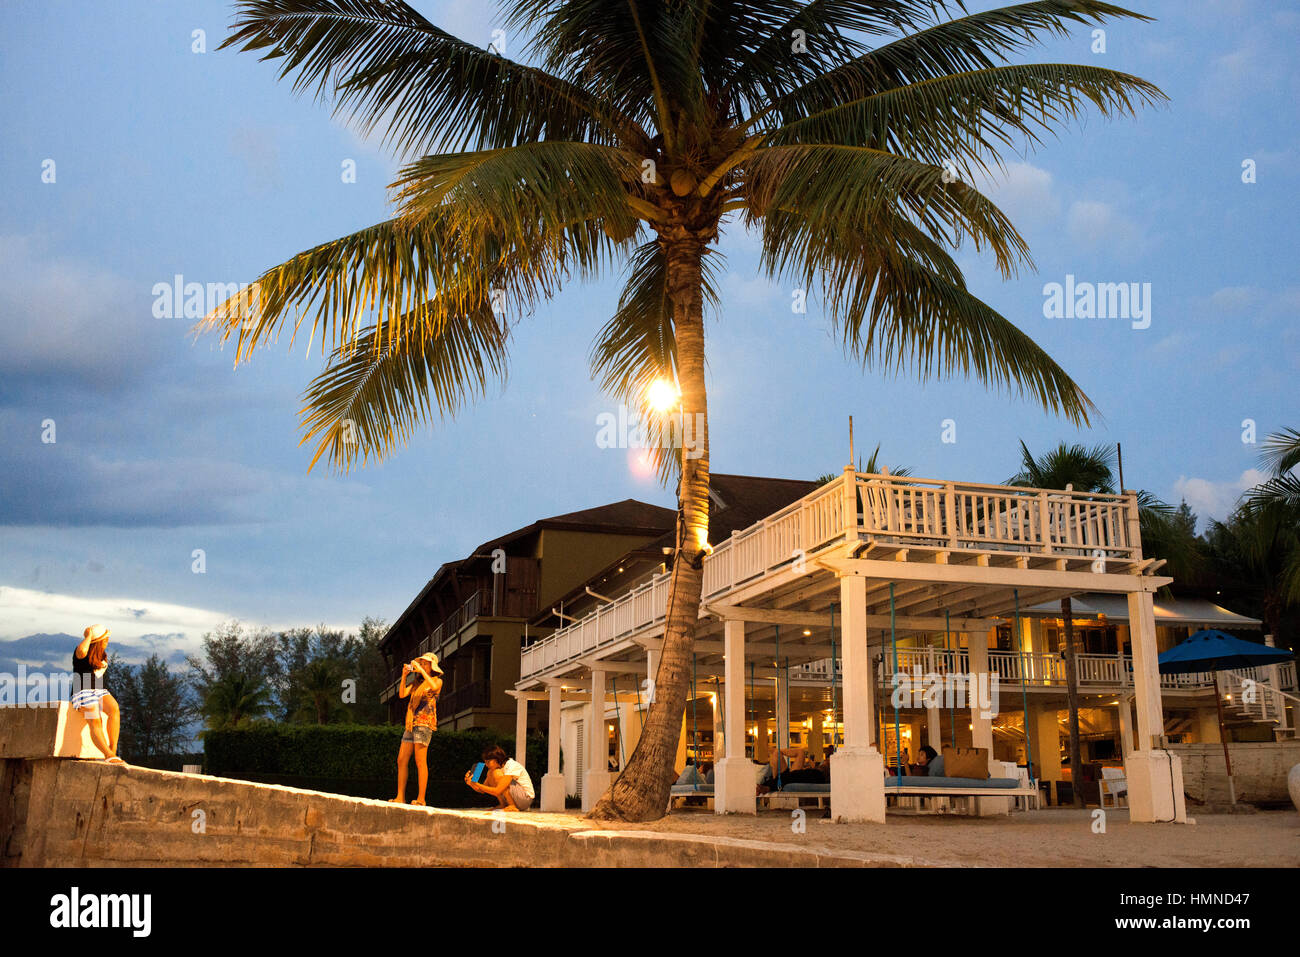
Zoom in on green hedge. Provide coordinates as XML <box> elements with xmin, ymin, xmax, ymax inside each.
<box><xmin>204</xmin><ymin>724</ymin><xmax>547</xmax><ymax>807</ymax></box>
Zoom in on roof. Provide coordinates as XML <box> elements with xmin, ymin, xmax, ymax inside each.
<box><xmin>381</xmin><ymin>499</ymin><xmax>675</xmax><ymax>651</ymax></box>
<box><xmin>1022</xmin><ymin>593</ymin><xmax>1262</xmax><ymax>629</ymax></box>
<box><xmin>646</xmin><ymin>472</ymin><xmax>822</xmax><ymax>550</ymax></box>
<box><xmin>538</xmin><ymin>472</ymin><xmax>823</xmax><ymax>625</ymax></box>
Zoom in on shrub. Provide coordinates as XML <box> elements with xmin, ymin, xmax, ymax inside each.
<box><xmin>204</xmin><ymin>723</ymin><xmax>546</xmax><ymax>807</ymax></box>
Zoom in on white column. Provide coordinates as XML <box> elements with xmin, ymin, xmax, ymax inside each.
<box><xmin>1124</xmin><ymin>590</ymin><xmax>1187</xmax><ymax>823</ymax></box>
<box><xmin>927</xmin><ymin>702</ymin><xmax>943</xmax><ymax>751</ymax></box>
<box><xmin>717</xmin><ymin>686</ymin><xmax>728</xmax><ymax>759</ymax></box>
<box><xmin>514</xmin><ymin>694</ymin><xmax>528</xmax><ymax>765</ymax></box>
<box><xmin>966</xmin><ymin>630</ymin><xmax>1007</xmax><ymax>815</ymax></box>
<box><xmin>582</xmin><ymin>669</ymin><xmax>612</xmax><ymax>812</ymax></box>
<box><xmin>540</xmin><ymin>684</ymin><xmax>565</xmax><ymax>812</ymax></box>
<box><xmin>1118</xmin><ymin>694</ymin><xmax>1135</xmax><ymax>760</ymax></box>
<box><xmin>830</xmin><ymin>573</ymin><xmax>886</xmax><ymax>822</ymax></box>
<box><xmin>715</xmin><ymin>619</ymin><xmax>755</xmax><ymax>813</ymax></box>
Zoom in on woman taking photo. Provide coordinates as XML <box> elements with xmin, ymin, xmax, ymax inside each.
<box><xmin>72</xmin><ymin>625</ymin><xmax>124</xmax><ymax>764</ymax></box>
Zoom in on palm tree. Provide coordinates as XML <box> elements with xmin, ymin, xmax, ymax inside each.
<box><xmin>293</xmin><ymin>658</ymin><xmax>348</xmax><ymax>724</ymax></box>
<box><xmin>816</xmin><ymin>443</ymin><xmax>910</xmax><ymax>484</ymax></box>
<box><xmin>202</xmin><ymin>0</ymin><xmax>1164</xmax><ymax>821</ymax></box>
<box><xmin>1007</xmin><ymin>439</ymin><xmax>1181</xmax><ymax>803</ymax></box>
<box><xmin>201</xmin><ymin>672</ymin><xmax>274</xmax><ymax>731</ymax></box>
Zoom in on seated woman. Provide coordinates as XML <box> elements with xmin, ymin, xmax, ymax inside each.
<box><xmin>917</xmin><ymin>745</ymin><xmax>945</xmax><ymax>776</ymax></box>
<box><xmin>72</xmin><ymin>626</ymin><xmax>124</xmax><ymax>764</ymax></box>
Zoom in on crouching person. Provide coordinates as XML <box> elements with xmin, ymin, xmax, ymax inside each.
<box><xmin>465</xmin><ymin>745</ymin><xmax>535</xmax><ymax>811</ymax></box>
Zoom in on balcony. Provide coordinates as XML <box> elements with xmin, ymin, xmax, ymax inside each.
<box><xmin>784</xmin><ymin>650</ymin><xmax>1297</xmax><ymax>696</ymax></box>
<box><xmin>520</xmin><ymin>471</ymin><xmax>1145</xmax><ymax>682</ymax></box>
<box><xmin>439</xmin><ymin>678</ymin><xmax>492</xmax><ymax>717</ymax></box>
<box><xmin>414</xmin><ymin>590</ymin><xmax>482</xmax><ymax>658</ymax></box>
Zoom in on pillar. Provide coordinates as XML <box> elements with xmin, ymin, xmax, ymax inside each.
<box><xmin>967</xmin><ymin>629</ymin><xmax>1008</xmax><ymax>815</ymax></box>
<box><xmin>830</xmin><ymin>574</ymin><xmax>886</xmax><ymax>822</ymax></box>
<box><xmin>514</xmin><ymin>694</ymin><xmax>528</xmax><ymax>765</ymax></box>
<box><xmin>1124</xmin><ymin>590</ymin><xmax>1187</xmax><ymax>823</ymax></box>
<box><xmin>809</xmin><ymin>713</ymin><xmax>825</xmax><ymax>760</ymax></box>
<box><xmin>540</xmin><ymin>684</ymin><xmax>565</xmax><ymax>812</ymax></box>
<box><xmin>715</xmin><ymin>619</ymin><xmax>755</xmax><ymax>814</ymax></box>
<box><xmin>926</xmin><ymin>703</ymin><xmax>943</xmax><ymax>751</ymax></box>
<box><xmin>1119</xmin><ymin>694</ymin><xmax>1136</xmax><ymax>759</ymax></box>
<box><xmin>711</xmin><ymin>685</ymin><xmax>724</xmax><ymax>760</ymax></box>
<box><xmin>581</xmin><ymin>669</ymin><xmax>612</xmax><ymax>812</ymax></box>
<box><xmin>1196</xmin><ymin>707</ymin><xmax>1222</xmax><ymax>744</ymax></box>
<box><xmin>1029</xmin><ymin>701</ymin><xmax>1062</xmax><ymax>783</ymax></box>
<box><xmin>755</xmin><ymin>717</ymin><xmax>770</xmax><ymax>762</ymax></box>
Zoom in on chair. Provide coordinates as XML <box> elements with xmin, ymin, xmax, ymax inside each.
<box><xmin>1099</xmin><ymin>766</ymin><xmax>1128</xmax><ymax>808</ymax></box>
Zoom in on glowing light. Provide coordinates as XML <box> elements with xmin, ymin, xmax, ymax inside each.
<box><xmin>802</xmin><ymin>628</ymin><xmax>812</xmax><ymax>636</ymax></box>
<box><xmin>645</xmin><ymin>378</ymin><xmax>680</xmax><ymax>413</ymax></box>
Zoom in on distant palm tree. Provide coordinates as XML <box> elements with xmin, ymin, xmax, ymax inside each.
<box><xmin>201</xmin><ymin>672</ymin><xmax>273</xmax><ymax>731</ymax></box>
<box><xmin>816</xmin><ymin>444</ymin><xmax>911</xmax><ymax>484</ymax></box>
<box><xmin>293</xmin><ymin>658</ymin><xmax>348</xmax><ymax>725</ymax></box>
<box><xmin>203</xmin><ymin>0</ymin><xmax>1163</xmax><ymax>821</ymax></box>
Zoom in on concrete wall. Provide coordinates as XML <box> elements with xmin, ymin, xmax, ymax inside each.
<box><xmin>1169</xmin><ymin>741</ymin><xmax>1300</xmax><ymax>806</ymax></box>
<box><xmin>0</xmin><ymin>759</ymin><xmax>880</xmax><ymax>868</ymax></box>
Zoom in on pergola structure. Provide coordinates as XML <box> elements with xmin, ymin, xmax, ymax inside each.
<box><xmin>513</xmin><ymin>468</ymin><xmax>1187</xmax><ymax>823</ymax></box>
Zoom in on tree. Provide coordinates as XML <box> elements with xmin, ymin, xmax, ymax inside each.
<box><xmin>187</xmin><ymin>621</ymin><xmax>280</xmax><ymax>729</ymax></box>
<box><xmin>111</xmin><ymin>653</ymin><xmax>197</xmax><ymax>762</ymax></box>
<box><xmin>200</xmin><ymin>672</ymin><xmax>275</xmax><ymax>731</ymax></box>
<box><xmin>203</xmin><ymin>1</ymin><xmax>1163</xmax><ymax>821</ymax></box>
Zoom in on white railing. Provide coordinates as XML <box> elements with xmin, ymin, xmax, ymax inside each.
<box><xmin>520</xmin><ymin>472</ymin><xmax>1144</xmax><ymax>681</ymax></box>
<box><xmin>855</xmin><ymin>474</ymin><xmax>1137</xmax><ymax>557</ymax></box>
<box><xmin>787</xmin><ymin>653</ymin><xmax>1296</xmax><ymax>696</ymax></box>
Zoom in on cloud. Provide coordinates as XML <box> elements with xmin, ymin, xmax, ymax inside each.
<box><xmin>971</xmin><ymin>161</ymin><xmax>1060</xmax><ymax>227</ymax></box>
<box><xmin>1065</xmin><ymin>200</ymin><xmax>1147</xmax><ymax>254</ymax></box>
<box><xmin>1171</xmin><ymin>468</ymin><xmax>1267</xmax><ymax>526</ymax></box>
<box><xmin>1209</xmin><ymin>286</ymin><xmax>1266</xmax><ymax>312</ymax></box>
<box><xmin>0</xmin><ymin>586</ymin><xmax>245</xmax><ymax>652</ymax></box>
<box><xmin>0</xmin><ymin>235</ymin><xmax>164</xmax><ymax>395</ymax></box>
<box><xmin>0</xmin><ymin>441</ymin><xmax>272</xmax><ymax>528</ymax></box>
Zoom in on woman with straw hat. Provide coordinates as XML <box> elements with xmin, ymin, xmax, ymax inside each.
<box><xmin>72</xmin><ymin>625</ymin><xmax>124</xmax><ymax>764</ymax></box>
<box><xmin>391</xmin><ymin>652</ymin><xmax>442</xmax><ymax>805</ymax></box>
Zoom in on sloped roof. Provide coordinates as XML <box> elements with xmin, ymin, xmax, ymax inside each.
<box><xmin>1022</xmin><ymin>593</ymin><xmax>1262</xmax><ymax>629</ymax></box>
<box><xmin>382</xmin><ymin>499</ymin><xmax>675</xmax><ymax>650</ymax></box>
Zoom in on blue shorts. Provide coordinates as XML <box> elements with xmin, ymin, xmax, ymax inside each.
<box><xmin>402</xmin><ymin>727</ymin><xmax>433</xmax><ymax>746</ymax></box>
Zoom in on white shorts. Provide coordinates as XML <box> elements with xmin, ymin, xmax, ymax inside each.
<box><xmin>71</xmin><ymin>688</ymin><xmax>108</xmax><ymax>711</ymax></box>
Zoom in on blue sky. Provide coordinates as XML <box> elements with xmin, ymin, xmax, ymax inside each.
<box><xmin>1</xmin><ymin>0</ymin><xmax>1297</xmax><ymax>659</ymax></box>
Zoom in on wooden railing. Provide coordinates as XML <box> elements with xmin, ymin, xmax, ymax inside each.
<box><xmin>520</xmin><ymin>472</ymin><xmax>1143</xmax><ymax>681</ymax></box>
<box><xmin>854</xmin><ymin>474</ymin><xmax>1137</xmax><ymax>557</ymax></box>
<box><xmin>786</xmin><ymin>654</ymin><xmax>1298</xmax><ymax>696</ymax></box>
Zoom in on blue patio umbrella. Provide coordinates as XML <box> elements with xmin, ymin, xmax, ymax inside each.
<box><xmin>1158</xmin><ymin>630</ymin><xmax>1294</xmax><ymax>803</ymax></box>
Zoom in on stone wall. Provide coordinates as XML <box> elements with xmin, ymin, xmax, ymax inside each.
<box><xmin>0</xmin><ymin>758</ymin><xmax>891</xmax><ymax>867</ymax></box>
<box><xmin>1169</xmin><ymin>741</ymin><xmax>1300</xmax><ymax>806</ymax></box>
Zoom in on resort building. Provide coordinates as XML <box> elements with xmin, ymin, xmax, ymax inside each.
<box><xmin>510</xmin><ymin>469</ymin><xmax>1298</xmax><ymax>821</ymax></box>
<box><xmin>379</xmin><ymin>500</ymin><xmax>675</xmax><ymax>731</ymax></box>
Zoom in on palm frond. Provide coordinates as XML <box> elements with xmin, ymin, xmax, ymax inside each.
<box><xmin>764</xmin><ymin>224</ymin><xmax>1094</xmax><ymax>422</ymax></box>
<box><xmin>589</xmin><ymin>240</ymin><xmax>721</xmax><ymax>483</ymax></box>
<box><xmin>745</xmin><ymin>143</ymin><xmax>1033</xmax><ymax>278</ymax></box>
<box><xmin>298</xmin><ymin>299</ymin><xmax>509</xmax><ymax>472</ymax></box>
<box><xmin>221</xmin><ymin>0</ymin><xmax>634</xmax><ymax>153</ymax></box>
<box><xmin>1260</xmin><ymin>427</ymin><xmax>1300</xmax><ymax>476</ymax></box>
<box><xmin>763</xmin><ymin>62</ymin><xmax>1166</xmax><ymax>182</ymax></box>
<box><xmin>760</xmin><ymin>1</ymin><xmax>1153</xmax><ymax>127</ymax></box>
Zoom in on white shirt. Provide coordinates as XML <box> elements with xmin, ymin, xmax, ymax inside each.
<box><xmin>502</xmin><ymin>758</ymin><xmax>534</xmax><ymax>800</ymax></box>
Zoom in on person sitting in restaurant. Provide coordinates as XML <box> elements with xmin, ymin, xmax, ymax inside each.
<box><xmin>759</xmin><ymin>747</ymin><xmax>826</xmax><ymax>792</ymax></box>
<box><xmin>918</xmin><ymin>745</ymin><xmax>945</xmax><ymax>776</ymax></box>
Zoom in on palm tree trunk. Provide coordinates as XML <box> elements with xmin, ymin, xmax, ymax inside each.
<box><xmin>1059</xmin><ymin>597</ymin><xmax>1084</xmax><ymax>807</ymax></box>
<box><xmin>589</xmin><ymin>238</ymin><xmax>709</xmax><ymax>822</ymax></box>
